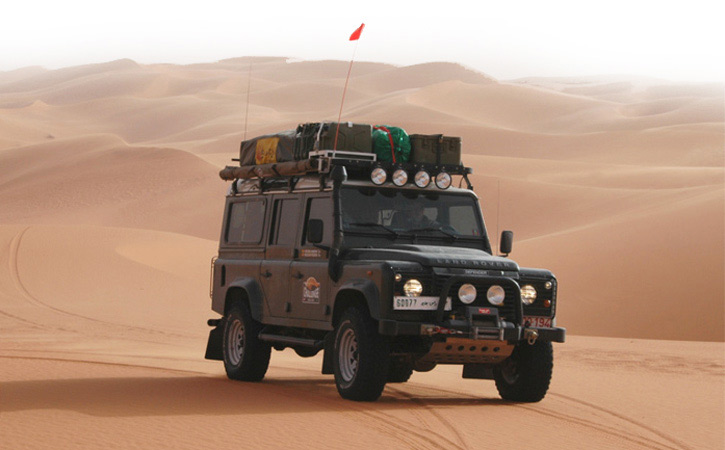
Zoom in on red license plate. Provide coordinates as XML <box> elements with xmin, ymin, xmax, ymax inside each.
<box><xmin>524</xmin><ymin>316</ymin><xmax>552</xmax><ymax>328</ymax></box>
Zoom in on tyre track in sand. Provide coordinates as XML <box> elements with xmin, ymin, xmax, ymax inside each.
<box><xmin>0</xmin><ymin>354</ymin><xmax>208</xmax><ymax>376</ymax></box>
<box><xmin>265</xmin><ymin>364</ymin><xmax>468</xmax><ymax>449</ymax></box>
<box><xmin>545</xmin><ymin>392</ymin><xmax>695</xmax><ymax>450</ymax></box>
<box><xmin>404</xmin><ymin>382</ymin><xmax>691</xmax><ymax>450</ymax></box>
<box><xmin>3</xmin><ymin>226</ymin><xmax>195</xmax><ymax>344</ymax></box>
<box><xmin>258</xmin><ymin>360</ymin><xmax>690</xmax><ymax>449</ymax></box>
<box><xmin>0</xmin><ymin>355</ymin><xmax>460</xmax><ymax>449</ymax></box>
<box><xmin>386</xmin><ymin>385</ymin><xmax>470</xmax><ymax>449</ymax></box>
<box><xmin>0</xmin><ymin>352</ymin><xmax>693</xmax><ymax>449</ymax></box>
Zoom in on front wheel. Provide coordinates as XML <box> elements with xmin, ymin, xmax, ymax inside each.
<box><xmin>387</xmin><ymin>358</ymin><xmax>414</xmax><ymax>383</ymax></box>
<box><xmin>333</xmin><ymin>307</ymin><xmax>389</xmax><ymax>401</ymax></box>
<box><xmin>494</xmin><ymin>340</ymin><xmax>553</xmax><ymax>402</ymax></box>
<box><xmin>223</xmin><ymin>303</ymin><xmax>271</xmax><ymax>381</ymax></box>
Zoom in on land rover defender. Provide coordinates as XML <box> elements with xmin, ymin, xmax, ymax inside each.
<box><xmin>205</xmin><ymin>146</ymin><xmax>565</xmax><ymax>402</ymax></box>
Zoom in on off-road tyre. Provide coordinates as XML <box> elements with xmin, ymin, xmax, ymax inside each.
<box><xmin>223</xmin><ymin>303</ymin><xmax>271</xmax><ymax>381</ymax></box>
<box><xmin>494</xmin><ymin>340</ymin><xmax>553</xmax><ymax>402</ymax></box>
<box><xmin>333</xmin><ymin>307</ymin><xmax>390</xmax><ymax>401</ymax></box>
<box><xmin>387</xmin><ymin>358</ymin><xmax>414</xmax><ymax>383</ymax></box>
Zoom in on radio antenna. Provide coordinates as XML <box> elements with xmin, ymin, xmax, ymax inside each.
<box><xmin>334</xmin><ymin>23</ymin><xmax>365</xmax><ymax>152</ymax></box>
<box><xmin>243</xmin><ymin>62</ymin><xmax>253</xmax><ymax>141</ymax></box>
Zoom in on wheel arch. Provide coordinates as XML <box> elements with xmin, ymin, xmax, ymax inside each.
<box><xmin>332</xmin><ymin>279</ymin><xmax>381</xmax><ymax>326</ymax></box>
<box><xmin>217</xmin><ymin>278</ymin><xmax>265</xmax><ymax>322</ymax></box>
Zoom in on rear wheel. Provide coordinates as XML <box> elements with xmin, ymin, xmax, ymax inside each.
<box><xmin>494</xmin><ymin>340</ymin><xmax>553</xmax><ymax>402</ymax></box>
<box><xmin>333</xmin><ymin>307</ymin><xmax>389</xmax><ymax>401</ymax></box>
<box><xmin>223</xmin><ymin>303</ymin><xmax>271</xmax><ymax>381</ymax></box>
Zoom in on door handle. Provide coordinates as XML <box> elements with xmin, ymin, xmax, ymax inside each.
<box><xmin>261</xmin><ymin>270</ymin><xmax>272</xmax><ymax>278</ymax></box>
<box><xmin>292</xmin><ymin>272</ymin><xmax>304</xmax><ymax>279</ymax></box>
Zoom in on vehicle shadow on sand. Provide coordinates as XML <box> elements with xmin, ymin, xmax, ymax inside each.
<box><xmin>1</xmin><ymin>375</ymin><xmax>504</xmax><ymax>417</ymax></box>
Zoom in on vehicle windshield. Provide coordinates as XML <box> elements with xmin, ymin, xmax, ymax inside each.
<box><xmin>340</xmin><ymin>186</ymin><xmax>485</xmax><ymax>241</ymax></box>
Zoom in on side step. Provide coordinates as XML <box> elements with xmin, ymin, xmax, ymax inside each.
<box><xmin>258</xmin><ymin>333</ymin><xmax>324</xmax><ymax>349</ymax></box>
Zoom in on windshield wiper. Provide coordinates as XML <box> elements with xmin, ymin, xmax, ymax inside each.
<box><xmin>408</xmin><ymin>226</ymin><xmax>458</xmax><ymax>240</ymax></box>
<box><xmin>348</xmin><ymin>222</ymin><xmax>399</xmax><ymax>238</ymax></box>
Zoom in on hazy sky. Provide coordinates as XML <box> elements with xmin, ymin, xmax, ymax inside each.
<box><xmin>2</xmin><ymin>0</ymin><xmax>724</xmax><ymax>81</ymax></box>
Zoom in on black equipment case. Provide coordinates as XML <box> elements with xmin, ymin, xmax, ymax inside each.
<box><xmin>409</xmin><ymin>134</ymin><xmax>462</xmax><ymax>166</ymax></box>
<box><xmin>295</xmin><ymin>122</ymin><xmax>373</xmax><ymax>160</ymax></box>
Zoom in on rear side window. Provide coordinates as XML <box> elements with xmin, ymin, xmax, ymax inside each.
<box><xmin>226</xmin><ymin>200</ymin><xmax>265</xmax><ymax>244</ymax></box>
<box><xmin>269</xmin><ymin>199</ymin><xmax>300</xmax><ymax>246</ymax></box>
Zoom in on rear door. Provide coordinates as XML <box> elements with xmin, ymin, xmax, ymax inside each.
<box><xmin>260</xmin><ymin>195</ymin><xmax>301</xmax><ymax>318</ymax></box>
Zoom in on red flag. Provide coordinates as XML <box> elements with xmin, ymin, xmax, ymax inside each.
<box><xmin>349</xmin><ymin>23</ymin><xmax>365</xmax><ymax>41</ymax></box>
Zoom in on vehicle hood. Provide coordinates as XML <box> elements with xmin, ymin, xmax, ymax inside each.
<box><xmin>343</xmin><ymin>244</ymin><xmax>519</xmax><ymax>271</ymax></box>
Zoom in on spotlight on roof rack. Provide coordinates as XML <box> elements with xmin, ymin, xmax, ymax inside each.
<box><xmin>414</xmin><ymin>170</ymin><xmax>431</xmax><ymax>188</ymax></box>
<box><xmin>435</xmin><ymin>172</ymin><xmax>452</xmax><ymax>189</ymax></box>
<box><xmin>371</xmin><ymin>167</ymin><xmax>387</xmax><ymax>185</ymax></box>
<box><xmin>392</xmin><ymin>169</ymin><xmax>408</xmax><ymax>186</ymax></box>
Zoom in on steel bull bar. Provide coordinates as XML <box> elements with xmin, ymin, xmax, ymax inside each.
<box><xmin>379</xmin><ymin>275</ymin><xmax>566</xmax><ymax>343</ymax></box>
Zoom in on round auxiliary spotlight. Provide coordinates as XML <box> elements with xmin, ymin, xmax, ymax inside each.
<box><xmin>371</xmin><ymin>167</ymin><xmax>387</xmax><ymax>185</ymax></box>
<box><xmin>414</xmin><ymin>170</ymin><xmax>431</xmax><ymax>188</ymax></box>
<box><xmin>435</xmin><ymin>172</ymin><xmax>452</xmax><ymax>189</ymax></box>
<box><xmin>392</xmin><ymin>169</ymin><xmax>408</xmax><ymax>186</ymax></box>
<box><xmin>458</xmin><ymin>283</ymin><xmax>477</xmax><ymax>304</ymax></box>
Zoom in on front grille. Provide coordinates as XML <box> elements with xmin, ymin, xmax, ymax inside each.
<box><xmin>395</xmin><ymin>272</ymin><xmax>519</xmax><ymax>321</ymax></box>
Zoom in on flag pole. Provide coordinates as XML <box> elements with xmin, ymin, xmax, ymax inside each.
<box><xmin>334</xmin><ymin>23</ymin><xmax>365</xmax><ymax>153</ymax></box>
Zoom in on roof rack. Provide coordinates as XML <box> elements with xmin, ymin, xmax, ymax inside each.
<box><xmin>219</xmin><ymin>150</ymin><xmax>474</xmax><ymax>190</ymax></box>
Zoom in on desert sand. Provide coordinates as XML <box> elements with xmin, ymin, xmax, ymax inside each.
<box><xmin>0</xmin><ymin>58</ymin><xmax>723</xmax><ymax>449</ymax></box>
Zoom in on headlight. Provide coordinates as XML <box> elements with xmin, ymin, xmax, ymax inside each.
<box><xmin>392</xmin><ymin>169</ymin><xmax>408</xmax><ymax>186</ymax></box>
<box><xmin>403</xmin><ymin>279</ymin><xmax>423</xmax><ymax>297</ymax></box>
<box><xmin>435</xmin><ymin>172</ymin><xmax>452</xmax><ymax>189</ymax></box>
<box><xmin>371</xmin><ymin>167</ymin><xmax>387</xmax><ymax>185</ymax></box>
<box><xmin>487</xmin><ymin>285</ymin><xmax>505</xmax><ymax>305</ymax></box>
<box><xmin>414</xmin><ymin>170</ymin><xmax>431</xmax><ymax>188</ymax></box>
<box><xmin>458</xmin><ymin>284</ymin><xmax>477</xmax><ymax>304</ymax></box>
<box><xmin>521</xmin><ymin>285</ymin><xmax>537</xmax><ymax>305</ymax></box>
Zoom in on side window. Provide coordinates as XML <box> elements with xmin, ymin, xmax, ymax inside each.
<box><xmin>226</xmin><ymin>200</ymin><xmax>265</xmax><ymax>244</ymax></box>
<box><xmin>269</xmin><ymin>199</ymin><xmax>300</xmax><ymax>246</ymax></box>
<box><xmin>449</xmin><ymin>205</ymin><xmax>479</xmax><ymax>236</ymax></box>
<box><xmin>302</xmin><ymin>197</ymin><xmax>333</xmax><ymax>245</ymax></box>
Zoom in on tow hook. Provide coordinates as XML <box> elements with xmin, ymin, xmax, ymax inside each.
<box><xmin>524</xmin><ymin>328</ymin><xmax>539</xmax><ymax>345</ymax></box>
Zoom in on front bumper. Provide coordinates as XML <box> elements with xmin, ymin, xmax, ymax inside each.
<box><xmin>378</xmin><ymin>318</ymin><xmax>566</xmax><ymax>343</ymax></box>
<box><xmin>382</xmin><ymin>273</ymin><xmax>565</xmax><ymax>343</ymax></box>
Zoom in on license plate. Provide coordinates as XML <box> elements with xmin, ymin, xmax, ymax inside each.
<box><xmin>524</xmin><ymin>316</ymin><xmax>552</xmax><ymax>328</ymax></box>
<box><xmin>394</xmin><ymin>296</ymin><xmax>452</xmax><ymax>311</ymax></box>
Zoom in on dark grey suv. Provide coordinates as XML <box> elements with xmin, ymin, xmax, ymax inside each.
<box><xmin>205</xmin><ymin>155</ymin><xmax>565</xmax><ymax>401</ymax></box>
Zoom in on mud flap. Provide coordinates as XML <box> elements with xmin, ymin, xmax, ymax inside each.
<box><xmin>204</xmin><ymin>325</ymin><xmax>224</xmax><ymax>361</ymax></box>
<box><xmin>321</xmin><ymin>332</ymin><xmax>334</xmax><ymax>374</ymax></box>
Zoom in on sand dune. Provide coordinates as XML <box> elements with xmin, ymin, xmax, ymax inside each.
<box><xmin>0</xmin><ymin>135</ymin><xmax>223</xmax><ymax>238</ymax></box>
<box><xmin>0</xmin><ymin>224</ymin><xmax>721</xmax><ymax>449</ymax></box>
<box><xmin>0</xmin><ymin>58</ymin><xmax>723</xmax><ymax>449</ymax></box>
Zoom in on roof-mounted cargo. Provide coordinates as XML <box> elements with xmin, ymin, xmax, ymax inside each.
<box><xmin>219</xmin><ymin>122</ymin><xmax>473</xmax><ymax>191</ymax></box>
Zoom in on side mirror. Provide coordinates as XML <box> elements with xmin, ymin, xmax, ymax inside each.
<box><xmin>500</xmin><ymin>230</ymin><xmax>513</xmax><ymax>256</ymax></box>
<box><xmin>307</xmin><ymin>219</ymin><xmax>324</xmax><ymax>244</ymax></box>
